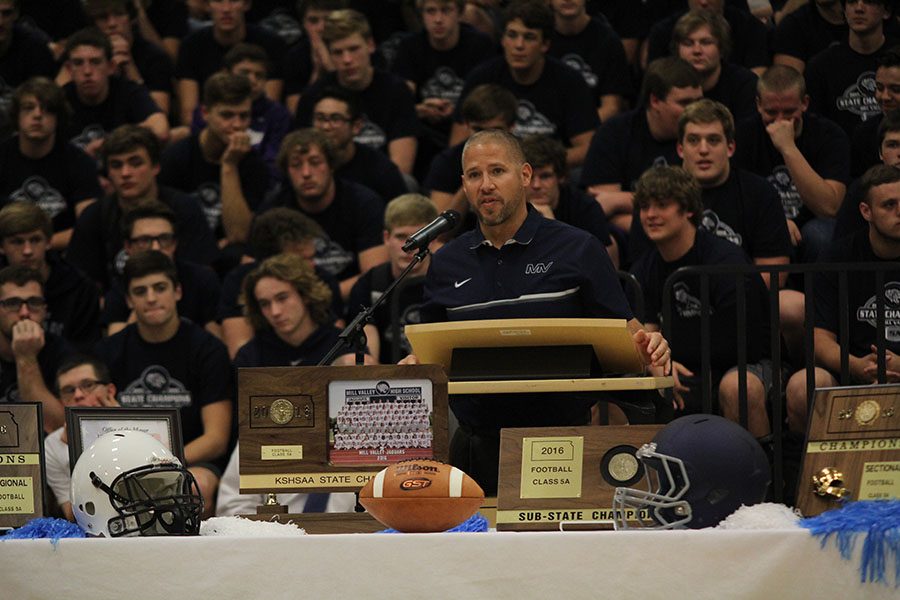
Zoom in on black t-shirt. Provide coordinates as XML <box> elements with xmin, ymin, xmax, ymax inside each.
<box><xmin>158</xmin><ymin>133</ymin><xmax>270</xmax><ymax>238</ymax></box>
<box><xmin>589</xmin><ymin>0</ymin><xmax>648</xmax><ymax>39</ymax></box>
<box><xmin>392</xmin><ymin>24</ymin><xmax>497</xmax><ymax>107</ymax></box>
<box><xmin>806</xmin><ymin>40</ymin><xmax>899</xmax><ymax>138</ymax></box>
<box><xmin>454</xmin><ymin>56</ymin><xmax>599</xmax><ymax>142</ymax></box>
<box><xmin>833</xmin><ymin>177</ymin><xmax>867</xmax><ymax>242</ymax></box>
<box><xmin>630</xmin><ymin>169</ymin><xmax>791</xmax><ymax>261</ymax></box>
<box><xmin>259</xmin><ymin>179</ymin><xmax>385</xmax><ymax>282</ymax></box>
<box><xmin>630</xmin><ymin>229</ymin><xmax>769</xmax><ymax>373</ymax></box>
<box><xmin>0</xmin><ymin>24</ymin><xmax>57</xmax><ymax>136</ymax></box>
<box><xmin>66</xmin><ymin>187</ymin><xmax>219</xmax><ymax>290</ymax></box>
<box><xmin>337</xmin><ymin>144</ymin><xmax>406</xmax><ymax>203</ymax></box>
<box><xmin>0</xmin><ymin>137</ymin><xmax>101</xmax><ymax>233</ymax></box>
<box><xmin>773</xmin><ymin>3</ymin><xmax>847</xmax><ymax>64</ymax></box>
<box><xmin>94</xmin><ymin>319</ymin><xmax>232</xmax><ymax>448</ymax></box>
<box><xmin>295</xmin><ymin>70</ymin><xmax>419</xmax><ymax>152</ymax></box>
<box><xmin>552</xmin><ymin>184</ymin><xmax>611</xmax><ymax>245</ymax></box>
<box><xmin>175</xmin><ymin>23</ymin><xmax>287</xmax><ymax>83</ymax></box>
<box><xmin>131</xmin><ymin>35</ymin><xmax>176</xmax><ymax>94</ymax></box>
<box><xmin>63</xmin><ymin>76</ymin><xmax>162</xmax><ymax>149</ymax></box>
<box><xmin>234</xmin><ymin>325</ymin><xmax>341</xmax><ymax>368</ymax></box>
<box><xmin>646</xmin><ymin>6</ymin><xmax>770</xmax><ymax>70</ymax></box>
<box><xmin>705</xmin><ymin>62</ymin><xmax>758</xmax><ymax>122</ymax></box>
<box><xmin>548</xmin><ymin>17</ymin><xmax>634</xmax><ymax>104</ymax></box>
<box><xmin>145</xmin><ymin>0</ymin><xmax>189</xmax><ymax>41</ymax></box>
<box><xmin>43</xmin><ymin>253</ymin><xmax>101</xmax><ymax>350</ymax></box>
<box><xmin>850</xmin><ymin>113</ymin><xmax>882</xmax><ymax>179</ymax></box>
<box><xmin>102</xmin><ymin>260</ymin><xmax>222</xmax><ymax>328</ymax></box>
<box><xmin>815</xmin><ymin>229</ymin><xmax>900</xmax><ymax>357</ymax></box>
<box><xmin>734</xmin><ymin>112</ymin><xmax>850</xmax><ymax>227</ymax></box>
<box><xmin>579</xmin><ymin>108</ymin><xmax>679</xmax><ymax>189</ymax></box>
<box><xmin>424</xmin><ymin>141</ymin><xmax>464</xmax><ymax>194</ymax></box>
<box><xmin>0</xmin><ymin>331</ymin><xmax>71</xmax><ymax>404</ymax></box>
<box><xmin>346</xmin><ymin>262</ymin><xmax>425</xmax><ymax>364</ymax></box>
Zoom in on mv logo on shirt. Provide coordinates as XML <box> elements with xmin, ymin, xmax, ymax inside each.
<box><xmin>525</xmin><ymin>262</ymin><xmax>553</xmax><ymax>274</ymax></box>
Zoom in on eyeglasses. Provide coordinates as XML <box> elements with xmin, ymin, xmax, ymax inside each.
<box><xmin>128</xmin><ymin>233</ymin><xmax>176</xmax><ymax>250</ymax></box>
<box><xmin>59</xmin><ymin>379</ymin><xmax>106</xmax><ymax>400</ymax></box>
<box><xmin>0</xmin><ymin>296</ymin><xmax>47</xmax><ymax>312</ymax></box>
<box><xmin>312</xmin><ymin>112</ymin><xmax>353</xmax><ymax>124</ymax></box>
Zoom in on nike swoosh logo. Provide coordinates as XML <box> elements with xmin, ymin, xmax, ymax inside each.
<box><xmin>454</xmin><ymin>278</ymin><xmax>472</xmax><ymax>288</ymax></box>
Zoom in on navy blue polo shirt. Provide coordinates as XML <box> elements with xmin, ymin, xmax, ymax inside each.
<box><xmin>422</xmin><ymin>206</ymin><xmax>631</xmax><ymax>323</ymax></box>
<box><xmin>420</xmin><ymin>207</ymin><xmax>633</xmax><ymax>430</ymax></box>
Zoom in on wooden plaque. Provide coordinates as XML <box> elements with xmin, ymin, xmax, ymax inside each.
<box><xmin>796</xmin><ymin>384</ymin><xmax>900</xmax><ymax>516</ymax></box>
<box><xmin>0</xmin><ymin>403</ymin><xmax>44</xmax><ymax>530</ymax></box>
<box><xmin>496</xmin><ymin>425</ymin><xmax>662</xmax><ymax>531</ymax></box>
<box><xmin>238</xmin><ymin>365</ymin><xmax>449</xmax><ymax>494</ymax></box>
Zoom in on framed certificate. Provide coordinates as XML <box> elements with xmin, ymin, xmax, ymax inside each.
<box><xmin>65</xmin><ymin>407</ymin><xmax>184</xmax><ymax>472</ymax></box>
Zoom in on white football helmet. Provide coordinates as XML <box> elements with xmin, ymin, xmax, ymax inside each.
<box><xmin>70</xmin><ymin>430</ymin><xmax>203</xmax><ymax>537</ymax></box>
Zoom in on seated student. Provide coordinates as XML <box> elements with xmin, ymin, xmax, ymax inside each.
<box><xmin>175</xmin><ymin>0</ymin><xmax>286</xmax><ymax>127</ymax></box>
<box><xmin>94</xmin><ymin>251</ymin><xmax>232</xmax><ymax>516</ymax></box>
<box><xmin>259</xmin><ymin>128</ymin><xmax>387</xmax><ymax>301</ymax></box>
<box><xmin>218</xmin><ymin>208</ymin><xmax>340</xmax><ymax>358</ymax></box>
<box><xmin>159</xmin><ymin>71</ymin><xmax>270</xmax><ymax>249</ymax></box>
<box><xmin>0</xmin><ymin>265</ymin><xmax>71</xmax><ymax>432</ymax></box>
<box><xmin>293</xmin><ymin>9</ymin><xmax>419</xmax><ymax>175</ymax></box>
<box><xmin>392</xmin><ymin>0</ymin><xmax>496</xmax><ymax>141</ymax></box>
<box><xmin>0</xmin><ymin>0</ymin><xmax>57</xmax><ymax>137</ymax></box>
<box><xmin>520</xmin><ymin>134</ymin><xmax>617</xmax><ymax>267</ymax></box>
<box><xmin>450</xmin><ymin>0</ymin><xmax>599</xmax><ymax>167</ymax></box>
<box><xmin>0</xmin><ymin>202</ymin><xmax>101</xmax><ymax>350</ymax></box>
<box><xmin>44</xmin><ymin>354</ymin><xmax>118</xmax><ymax>521</ymax></box>
<box><xmin>836</xmin><ymin>111</ymin><xmax>900</xmax><ymax>241</ymax></box>
<box><xmin>187</xmin><ymin>43</ymin><xmax>291</xmax><ymax>182</ymax></box>
<box><xmin>734</xmin><ymin>65</ymin><xmax>849</xmax><ymax>264</ymax></box>
<box><xmin>311</xmin><ymin>86</ymin><xmax>409</xmax><ymax>202</ymax></box>
<box><xmin>347</xmin><ymin>194</ymin><xmax>439</xmax><ymax>364</ymax></box>
<box><xmin>62</xmin><ymin>28</ymin><xmax>169</xmax><ymax>156</ymax></box>
<box><xmin>579</xmin><ymin>56</ymin><xmax>702</xmax><ymax>233</ymax></box>
<box><xmin>0</xmin><ymin>77</ymin><xmax>101</xmax><ymax>250</ymax></box>
<box><xmin>548</xmin><ymin>0</ymin><xmax>633</xmax><ymax>123</ymax></box>
<box><xmin>424</xmin><ymin>83</ymin><xmax>518</xmax><ymax>222</ymax></box>
<box><xmin>670</xmin><ymin>9</ymin><xmax>757</xmax><ymax>121</ymax></box>
<box><xmin>785</xmin><ymin>164</ymin><xmax>900</xmax><ymax>435</ymax></box>
<box><xmin>772</xmin><ymin>0</ymin><xmax>847</xmax><ymax>75</ymax></box>
<box><xmin>644</xmin><ymin>0</ymin><xmax>769</xmax><ymax>74</ymax></box>
<box><xmin>850</xmin><ymin>47</ymin><xmax>900</xmax><ymax>178</ymax></box>
<box><xmin>82</xmin><ymin>0</ymin><xmax>176</xmax><ymax>116</ymax></box>
<box><xmin>629</xmin><ymin>166</ymin><xmax>773</xmax><ymax>438</ymax></box>
<box><xmin>217</xmin><ymin>253</ymin><xmax>358</xmax><ymax>515</ymax></box>
<box><xmin>282</xmin><ymin>0</ymin><xmax>348</xmax><ymax>114</ymax></box>
<box><xmin>67</xmin><ymin>124</ymin><xmax>217</xmax><ymax>291</ymax></box>
<box><xmin>102</xmin><ymin>202</ymin><xmax>222</xmax><ymax>338</ymax></box>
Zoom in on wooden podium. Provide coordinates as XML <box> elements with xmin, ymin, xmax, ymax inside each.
<box><xmin>405</xmin><ymin>318</ymin><xmax>673</xmax><ymax>395</ymax></box>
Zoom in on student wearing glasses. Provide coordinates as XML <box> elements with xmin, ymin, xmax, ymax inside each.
<box><xmin>0</xmin><ymin>201</ymin><xmax>101</xmax><ymax>350</ymax></box>
<box><xmin>43</xmin><ymin>354</ymin><xmax>118</xmax><ymax>521</ymax></box>
<box><xmin>0</xmin><ymin>264</ymin><xmax>72</xmax><ymax>431</ymax></box>
<box><xmin>101</xmin><ymin>201</ymin><xmax>222</xmax><ymax>338</ymax></box>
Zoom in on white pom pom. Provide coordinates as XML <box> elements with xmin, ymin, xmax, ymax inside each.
<box><xmin>200</xmin><ymin>516</ymin><xmax>308</xmax><ymax>537</ymax></box>
<box><xmin>716</xmin><ymin>503</ymin><xmax>803</xmax><ymax>530</ymax></box>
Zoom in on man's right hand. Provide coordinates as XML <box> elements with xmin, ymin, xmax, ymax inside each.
<box><xmin>11</xmin><ymin>319</ymin><xmax>45</xmax><ymax>359</ymax></box>
<box><xmin>399</xmin><ymin>354</ymin><xmax>419</xmax><ymax>365</ymax></box>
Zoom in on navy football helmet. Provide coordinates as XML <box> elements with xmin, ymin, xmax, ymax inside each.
<box><xmin>613</xmin><ymin>414</ymin><xmax>771</xmax><ymax>529</ymax></box>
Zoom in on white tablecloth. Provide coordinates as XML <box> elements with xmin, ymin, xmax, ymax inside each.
<box><xmin>1</xmin><ymin>528</ymin><xmax>895</xmax><ymax>599</ymax></box>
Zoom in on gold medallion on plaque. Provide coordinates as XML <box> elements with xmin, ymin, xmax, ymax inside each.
<box><xmin>855</xmin><ymin>400</ymin><xmax>880</xmax><ymax>426</ymax></box>
<box><xmin>269</xmin><ymin>398</ymin><xmax>294</xmax><ymax>425</ymax></box>
<box><xmin>608</xmin><ymin>452</ymin><xmax>639</xmax><ymax>482</ymax></box>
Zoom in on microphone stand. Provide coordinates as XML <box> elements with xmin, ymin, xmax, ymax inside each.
<box><xmin>318</xmin><ymin>246</ymin><xmax>431</xmax><ymax>366</ymax></box>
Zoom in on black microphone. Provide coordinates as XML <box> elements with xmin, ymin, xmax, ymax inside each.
<box><xmin>401</xmin><ymin>210</ymin><xmax>460</xmax><ymax>252</ymax></box>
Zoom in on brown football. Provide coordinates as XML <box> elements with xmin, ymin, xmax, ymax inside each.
<box><xmin>359</xmin><ymin>460</ymin><xmax>485</xmax><ymax>532</ymax></box>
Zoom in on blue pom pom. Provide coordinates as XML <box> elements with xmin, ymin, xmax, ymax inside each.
<box><xmin>801</xmin><ymin>500</ymin><xmax>900</xmax><ymax>587</ymax></box>
<box><xmin>377</xmin><ymin>512</ymin><xmax>489</xmax><ymax>533</ymax></box>
<box><xmin>1</xmin><ymin>517</ymin><xmax>87</xmax><ymax>543</ymax></box>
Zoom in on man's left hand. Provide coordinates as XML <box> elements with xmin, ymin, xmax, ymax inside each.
<box><xmin>632</xmin><ymin>328</ymin><xmax>670</xmax><ymax>370</ymax></box>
